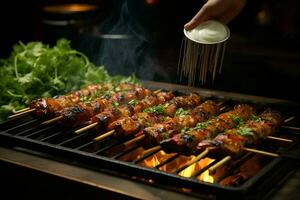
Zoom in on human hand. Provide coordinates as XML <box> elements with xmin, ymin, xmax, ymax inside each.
<box><xmin>184</xmin><ymin>0</ymin><xmax>246</xmax><ymax>30</ymax></box>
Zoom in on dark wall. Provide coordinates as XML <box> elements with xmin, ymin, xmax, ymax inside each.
<box><xmin>1</xmin><ymin>0</ymin><xmax>300</xmax><ymax>101</ymax></box>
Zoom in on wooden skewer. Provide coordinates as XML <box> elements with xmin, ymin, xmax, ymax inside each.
<box><xmin>123</xmin><ymin>135</ymin><xmax>145</xmax><ymax>147</ymax></box>
<box><xmin>220</xmin><ymin>106</ymin><xmax>227</xmax><ymax>112</ymax></box>
<box><xmin>243</xmin><ymin>147</ymin><xmax>279</xmax><ymax>157</ymax></box>
<box><xmin>41</xmin><ymin>115</ymin><xmax>63</xmax><ymax>125</ymax></box>
<box><xmin>208</xmin><ymin>148</ymin><xmax>280</xmax><ymax>173</ymax></box>
<box><xmin>284</xmin><ymin>116</ymin><xmax>295</xmax><ymax>123</ymax></box>
<box><xmin>8</xmin><ymin>108</ymin><xmax>36</xmax><ymax>119</ymax></box>
<box><xmin>93</xmin><ymin>130</ymin><xmax>115</xmax><ymax>141</ymax></box>
<box><xmin>186</xmin><ymin>148</ymin><xmax>210</xmax><ymax>166</ymax></box>
<box><xmin>143</xmin><ymin>146</ymin><xmax>162</xmax><ymax>155</ymax></box>
<box><xmin>217</xmin><ymin>101</ymin><xmax>225</xmax><ymax>106</ymax></box>
<box><xmin>75</xmin><ymin>122</ymin><xmax>98</xmax><ymax>134</ymax></box>
<box><xmin>281</xmin><ymin>125</ymin><xmax>300</xmax><ymax>132</ymax></box>
<box><xmin>267</xmin><ymin>136</ymin><xmax>293</xmax><ymax>142</ymax></box>
<box><xmin>153</xmin><ymin>89</ymin><xmax>162</xmax><ymax>94</ymax></box>
<box><xmin>13</xmin><ymin>107</ymin><xmax>30</xmax><ymax>114</ymax></box>
<box><xmin>176</xmin><ymin>148</ymin><xmax>211</xmax><ymax>174</ymax></box>
<box><xmin>208</xmin><ymin>156</ymin><xmax>231</xmax><ymax>174</ymax></box>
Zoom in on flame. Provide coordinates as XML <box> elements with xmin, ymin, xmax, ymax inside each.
<box><xmin>142</xmin><ymin>151</ymin><xmax>215</xmax><ymax>183</ymax></box>
<box><xmin>144</xmin><ymin>152</ymin><xmax>162</xmax><ymax>167</ymax></box>
<box><xmin>179</xmin><ymin>157</ymin><xmax>215</xmax><ymax>183</ymax></box>
<box><xmin>179</xmin><ymin>161</ymin><xmax>197</xmax><ymax>178</ymax></box>
<box><xmin>198</xmin><ymin>170</ymin><xmax>214</xmax><ymax>183</ymax></box>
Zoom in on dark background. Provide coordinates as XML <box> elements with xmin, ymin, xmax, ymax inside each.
<box><xmin>1</xmin><ymin>0</ymin><xmax>300</xmax><ymax>101</ymax></box>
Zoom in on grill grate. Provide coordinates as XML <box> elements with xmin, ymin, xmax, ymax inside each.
<box><xmin>1</xmin><ymin>81</ymin><xmax>300</xmax><ymax>198</ymax></box>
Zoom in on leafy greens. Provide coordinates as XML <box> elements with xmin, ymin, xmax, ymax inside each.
<box><xmin>0</xmin><ymin>38</ymin><xmax>139</xmax><ymax>121</ymax></box>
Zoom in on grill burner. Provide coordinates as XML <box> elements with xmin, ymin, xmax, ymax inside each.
<box><xmin>1</xmin><ymin>81</ymin><xmax>300</xmax><ymax>199</ymax></box>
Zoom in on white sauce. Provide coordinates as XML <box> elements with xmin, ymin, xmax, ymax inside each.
<box><xmin>185</xmin><ymin>20</ymin><xmax>229</xmax><ymax>44</ymax></box>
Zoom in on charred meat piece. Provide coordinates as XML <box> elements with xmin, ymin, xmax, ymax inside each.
<box><xmin>160</xmin><ymin>104</ymin><xmax>255</xmax><ymax>155</ymax></box>
<box><xmin>142</xmin><ymin>100</ymin><xmax>221</xmax><ymax>148</ymax></box>
<box><xmin>94</xmin><ymin>91</ymin><xmax>175</xmax><ymax>132</ymax></box>
<box><xmin>195</xmin><ymin>109</ymin><xmax>283</xmax><ymax>156</ymax></box>
<box><xmin>30</xmin><ymin>83</ymin><xmax>137</xmax><ymax>118</ymax></box>
<box><xmin>108</xmin><ymin>93</ymin><xmax>202</xmax><ymax>139</ymax></box>
<box><xmin>57</xmin><ymin>87</ymin><xmax>151</xmax><ymax>128</ymax></box>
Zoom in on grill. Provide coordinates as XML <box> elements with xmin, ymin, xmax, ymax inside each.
<box><xmin>1</xmin><ymin>80</ymin><xmax>300</xmax><ymax>199</ymax></box>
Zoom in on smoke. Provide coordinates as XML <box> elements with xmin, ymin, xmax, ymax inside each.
<box><xmin>94</xmin><ymin>0</ymin><xmax>170</xmax><ymax>81</ymax></box>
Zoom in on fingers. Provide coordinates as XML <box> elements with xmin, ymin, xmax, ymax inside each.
<box><xmin>184</xmin><ymin>0</ymin><xmax>246</xmax><ymax>30</ymax></box>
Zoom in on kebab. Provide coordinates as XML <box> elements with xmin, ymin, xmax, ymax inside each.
<box><xmin>159</xmin><ymin>104</ymin><xmax>256</xmax><ymax>155</ymax></box>
<box><xmin>85</xmin><ymin>93</ymin><xmax>201</xmax><ymax>137</ymax></box>
<box><xmin>42</xmin><ymin>85</ymin><xmax>153</xmax><ymax>128</ymax></box>
<box><xmin>10</xmin><ymin>82</ymin><xmax>138</xmax><ymax>119</ymax></box>
<box><xmin>195</xmin><ymin>109</ymin><xmax>284</xmax><ymax>157</ymax></box>
<box><xmin>101</xmin><ymin>93</ymin><xmax>209</xmax><ymax>140</ymax></box>
<box><xmin>139</xmin><ymin>100</ymin><xmax>222</xmax><ymax>148</ymax></box>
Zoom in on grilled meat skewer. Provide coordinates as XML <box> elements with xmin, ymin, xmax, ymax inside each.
<box><xmin>53</xmin><ymin>86</ymin><xmax>152</xmax><ymax>127</ymax></box>
<box><xmin>195</xmin><ymin>109</ymin><xmax>283</xmax><ymax>157</ymax></box>
<box><xmin>30</xmin><ymin>82</ymin><xmax>138</xmax><ymax>118</ymax></box>
<box><xmin>141</xmin><ymin>100</ymin><xmax>221</xmax><ymax>148</ymax></box>
<box><xmin>160</xmin><ymin>104</ymin><xmax>256</xmax><ymax>155</ymax></box>
<box><xmin>92</xmin><ymin>93</ymin><xmax>199</xmax><ymax>133</ymax></box>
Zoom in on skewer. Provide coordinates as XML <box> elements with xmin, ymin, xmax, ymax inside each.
<box><xmin>123</xmin><ymin>135</ymin><xmax>145</xmax><ymax>147</ymax></box>
<box><xmin>243</xmin><ymin>148</ymin><xmax>279</xmax><ymax>157</ymax></box>
<box><xmin>41</xmin><ymin>116</ymin><xmax>63</xmax><ymax>125</ymax></box>
<box><xmin>281</xmin><ymin>125</ymin><xmax>300</xmax><ymax>132</ymax></box>
<box><xmin>75</xmin><ymin>122</ymin><xmax>98</xmax><ymax>134</ymax></box>
<box><xmin>13</xmin><ymin>107</ymin><xmax>30</xmax><ymax>114</ymax></box>
<box><xmin>208</xmin><ymin>156</ymin><xmax>231</xmax><ymax>174</ymax></box>
<box><xmin>208</xmin><ymin>148</ymin><xmax>280</xmax><ymax>173</ymax></box>
<box><xmin>175</xmin><ymin>148</ymin><xmax>210</xmax><ymax>174</ymax></box>
<box><xmin>8</xmin><ymin>108</ymin><xmax>36</xmax><ymax>119</ymax></box>
<box><xmin>153</xmin><ymin>89</ymin><xmax>162</xmax><ymax>94</ymax></box>
<box><xmin>142</xmin><ymin>145</ymin><xmax>162</xmax><ymax>155</ymax></box>
<box><xmin>267</xmin><ymin>136</ymin><xmax>293</xmax><ymax>142</ymax></box>
<box><xmin>73</xmin><ymin>89</ymin><xmax>166</xmax><ymax>134</ymax></box>
<box><xmin>93</xmin><ymin>130</ymin><xmax>115</xmax><ymax>141</ymax></box>
<box><xmin>284</xmin><ymin>116</ymin><xmax>295</xmax><ymax>123</ymax></box>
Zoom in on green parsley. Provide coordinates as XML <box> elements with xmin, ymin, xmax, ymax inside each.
<box><xmin>0</xmin><ymin>38</ymin><xmax>140</xmax><ymax>121</ymax></box>
<box><xmin>128</xmin><ymin>99</ymin><xmax>138</xmax><ymax>106</ymax></box>
<box><xmin>144</xmin><ymin>104</ymin><xmax>166</xmax><ymax>115</ymax></box>
<box><xmin>250</xmin><ymin>115</ymin><xmax>261</xmax><ymax>122</ymax></box>
<box><xmin>231</xmin><ymin>116</ymin><xmax>245</xmax><ymax>127</ymax></box>
<box><xmin>237</xmin><ymin>127</ymin><xmax>253</xmax><ymax>136</ymax></box>
<box><xmin>174</xmin><ymin>108</ymin><xmax>190</xmax><ymax>117</ymax></box>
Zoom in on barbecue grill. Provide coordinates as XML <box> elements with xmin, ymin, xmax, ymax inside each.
<box><xmin>1</xmin><ymin>80</ymin><xmax>300</xmax><ymax>200</ymax></box>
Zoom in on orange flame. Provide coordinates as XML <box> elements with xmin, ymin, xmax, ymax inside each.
<box><xmin>142</xmin><ymin>151</ymin><xmax>215</xmax><ymax>183</ymax></box>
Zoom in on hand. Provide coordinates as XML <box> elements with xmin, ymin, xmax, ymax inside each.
<box><xmin>184</xmin><ymin>0</ymin><xmax>246</xmax><ymax>30</ymax></box>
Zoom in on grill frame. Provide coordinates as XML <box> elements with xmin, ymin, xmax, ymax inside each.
<box><xmin>0</xmin><ymin>80</ymin><xmax>300</xmax><ymax>198</ymax></box>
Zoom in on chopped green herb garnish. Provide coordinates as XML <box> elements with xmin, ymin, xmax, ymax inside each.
<box><xmin>112</xmin><ymin>101</ymin><xmax>119</xmax><ymax>107</ymax></box>
<box><xmin>161</xmin><ymin>132</ymin><xmax>170</xmax><ymax>140</ymax></box>
<box><xmin>250</xmin><ymin>115</ymin><xmax>261</xmax><ymax>122</ymax></box>
<box><xmin>237</xmin><ymin>127</ymin><xmax>253</xmax><ymax>136</ymax></box>
<box><xmin>231</xmin><ymin>116</ymin><xmax>245</xmax><ymax>127</ymax></box>
<box><xmin>193</xmin><ymin>121</ymin><xmax>211</xmax><ymax>130</ymax></box>
<box><xmin>180</xmin><ymin>127</ymin><xmax>189</xmax><ymax>133</ymax></box>
<box><xmin>144</xmin><ymin>104</ymin><xmax>166</xmax><ymax>115</ymax></box>
<box><xmin>174</xmin><ymin>108</ymin><xmax>190</xmax><ymax>117</ymax></box>
<box><xmin>128</xmin><ymin>99</ymin><xmax>138</xmax><ymax>106</ymax></box>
